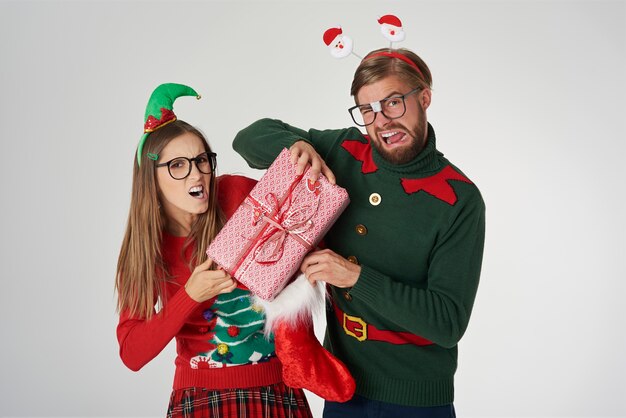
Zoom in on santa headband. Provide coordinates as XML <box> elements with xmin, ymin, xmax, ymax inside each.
<box><xmin>137</xmin><ymin>83</ymin><xmax>201</xmax><ymax>166</ymax></box>
<box><xmin>365</xmin><ymin>51</ymin><xmax>424</xmax><ymax>79</ymax></box>
<box><xmin>322</xmin><ymin>14</ymin><xmax>424</xmax><ymax>79</ymax></box>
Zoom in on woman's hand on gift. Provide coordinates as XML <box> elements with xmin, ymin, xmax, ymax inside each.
<box><xmin>184</xmin><ymin>258</ymin><xmax>237</xmax><ymax>302</ymax></box>
<box><xmin>289</xmin><ymin>141</ymin><xmax>336</xmax><ymax>184</ymax></box>
<box><xmin>300</xmin><ymin>249</ymin><xmax>360</xmax><ymax>288</ymax></box>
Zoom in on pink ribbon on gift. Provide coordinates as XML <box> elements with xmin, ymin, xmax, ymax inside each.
<box><xmin>249</xmin><ymin>191</ymin><xmax>320</xmax><ymax>264</ymax></box>
<box><xmin>231</xmin><ymin>175</ymin><xmax>322</xmax><ymax>276</ymax></box>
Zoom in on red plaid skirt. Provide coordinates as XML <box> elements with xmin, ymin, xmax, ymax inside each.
<box><xmin>166</xmin><ymin>382</ymin><xmax>313</xmax><ymax>418</ymax></box>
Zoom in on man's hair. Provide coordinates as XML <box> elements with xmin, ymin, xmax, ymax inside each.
<box><xmin>350</xmin><ymin>48</ymin><xmax>432</xmax><ymax>100</ymax></box>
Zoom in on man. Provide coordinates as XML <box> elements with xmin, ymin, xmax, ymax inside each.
<box><xmin>233</xmin><ymin>48</ymin><xmax>485</xmax><ymax>418</ymax></box>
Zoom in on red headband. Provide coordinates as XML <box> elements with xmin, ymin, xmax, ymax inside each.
<box><xmin>365</xmin><ymin>51</ymin><xmax>424</xmax><ymax>79</ymax></box>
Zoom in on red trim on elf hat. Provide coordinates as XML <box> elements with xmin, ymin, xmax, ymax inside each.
<box><xmin>144</xmin><ymin>108</ymin><xmax>177</xmax><ymax>133</ymax></box>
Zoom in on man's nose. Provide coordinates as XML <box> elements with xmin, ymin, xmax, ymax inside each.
<box><xmin>374</xmin><ymin>110</ymin><xmax>392</xmax><ymax>127</ymax></box>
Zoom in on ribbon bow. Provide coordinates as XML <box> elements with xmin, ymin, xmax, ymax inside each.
<box><xmin>246</xmin><ymin>190</ymin><xmax>320</xmax><ymax>264</ymax></box>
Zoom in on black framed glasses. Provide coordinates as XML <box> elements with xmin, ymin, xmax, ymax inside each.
<box><xmin>155</xmin><ymin>152</ymin><xmax>217</xmax><ymax>180</ymax></box>
<box><xmin>348</xmin><ymin>87</ymin><xmax>421</xmax><ymax>127</ymax></box>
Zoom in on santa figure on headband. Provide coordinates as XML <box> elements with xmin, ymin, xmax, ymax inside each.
<box><xmin>323</xmin><ymin>27</ymin><xmax>354</xmax><ymax>59</ymax></box>
<box><xmin>378</xmin><ymin>14</ymin><xmax>406</xmax><ymax>43</ymax></box>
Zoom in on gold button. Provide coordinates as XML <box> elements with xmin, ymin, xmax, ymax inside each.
<box><xmin>343</xmin><ymin>291</ymin><xmax>352</xmax><ymax>301</ymax></box>
<box><xmin>347</xmin><ymin>255</ymin><xmax>359</xmax><ymax>265</ymax></box>
<box><xmin>369</xmin><ymin>193</ymin><xmax>381</xmax><ymax>206</ymax></box>
<box><xmin>355</xmin><ymin>224</ymin><xmax>368</xmax><ymax>236</ymax></box>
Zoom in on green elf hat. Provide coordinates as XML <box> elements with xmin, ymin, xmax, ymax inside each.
<box><xmin>137</xmin><ymin>83</ymin><xmax>201</xmax><ymax>165</ymax></box>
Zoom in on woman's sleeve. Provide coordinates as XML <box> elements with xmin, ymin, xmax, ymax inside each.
<box><xmin>116</xmin><ymin>287</ymin><xmax>199</xmax><ymax>371</ymax></box>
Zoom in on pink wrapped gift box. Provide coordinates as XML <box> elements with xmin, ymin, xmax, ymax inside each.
<box><xmin>207</xmin><ymin>148</ymin><xmax>349</xmax><ymax>300</ymax></box>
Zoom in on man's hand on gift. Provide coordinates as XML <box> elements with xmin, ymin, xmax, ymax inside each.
<box><xmin>300</xmin><ymin>249</ymin><xmax>360</xmax><ymax>288</ymax></box>
<box><xmin>289</xmin><ymin>140</ymin><xmax>336</xmax><ymax>184</ymax></box>
<box><xmin>184</xmin><ymin>258</ymin><xmax>238</xmax><ymax>302</ymax></box>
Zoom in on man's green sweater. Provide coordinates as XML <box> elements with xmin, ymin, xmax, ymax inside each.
<box><xmin>233</xmin><ymin>119</ymin><xmax>485</xmax><ymax>407</ymax></box>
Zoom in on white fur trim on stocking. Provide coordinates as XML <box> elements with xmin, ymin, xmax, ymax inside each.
<box><xmin>253</xmin><ymin>274</ymin><xmax>326</xmax><ymax>336</ymax></box>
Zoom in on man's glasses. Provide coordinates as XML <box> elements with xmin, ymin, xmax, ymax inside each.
<box><xmin>155</xmin><ymin>152</ymin><xmax>217</xmax><ymax>180</ymax></box>
<box><xmin>348</xmin><ymin>87</ymin><xmax>421</xmax><ymax>127</ymax></box>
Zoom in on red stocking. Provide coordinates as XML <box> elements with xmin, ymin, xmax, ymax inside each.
<box><xmin>274</xmin><ymin>320</ymin><xmax>355</xmax><ymax>402</ymax></box>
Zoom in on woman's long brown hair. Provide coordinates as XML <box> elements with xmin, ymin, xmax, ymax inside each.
<box><xmin>115</xmin><ymin>120</ymin><xmax>224</xmax><ymax>319</ymax></box>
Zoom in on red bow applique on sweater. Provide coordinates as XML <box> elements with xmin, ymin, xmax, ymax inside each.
<box><xmin>341</xmin><ymin>137</ymin><xmax>378</xmax><ymax>174</ymax></box>
<box><xmin>341</xmin><ymin>138</ymin><xmax>472</xmax><ymax>205</ymax></box>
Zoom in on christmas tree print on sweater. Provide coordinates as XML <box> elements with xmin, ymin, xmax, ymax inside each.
<box><xmin>190</xmin><ymin>288</ymin><xmax>275</xmax><ymax>369</ymax></box>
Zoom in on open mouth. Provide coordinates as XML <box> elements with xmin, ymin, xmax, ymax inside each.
<box><xmin>188</xmin><ymin>185</ymin><xmax>205</xmax><ymax>199</ymax></box>
<box><xmin>380</xmin><ymin>131</ymin><xmax>406</xmax><ymax>146</ymax></box>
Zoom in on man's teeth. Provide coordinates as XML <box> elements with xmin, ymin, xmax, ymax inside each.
<box><xmin>381</xmin><ymin>131</ymin><xmax>400</xmax><ymax>144</ymax></box>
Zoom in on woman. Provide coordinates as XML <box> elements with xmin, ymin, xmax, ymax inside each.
<box><xmin>115</xmin><ymin>84</ymin><xmax>313</xmax><ymax>418</ymax></box>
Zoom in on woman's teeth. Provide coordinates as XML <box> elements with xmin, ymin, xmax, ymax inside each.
<box><xmin>189</xmin><ymin>186</ymin><xmax>204</xmax><ymax>198</ymax></box>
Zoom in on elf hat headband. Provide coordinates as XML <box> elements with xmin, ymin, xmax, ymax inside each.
<box><xmin>137</xmin><ymin>83</ymin><xmax>201</xmax><ymax>166</ymax></box>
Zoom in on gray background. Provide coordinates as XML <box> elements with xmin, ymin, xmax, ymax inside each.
<box><xmin>1</xmin><ymin>0</ymin><xmax>625</xmax><ymax>417</ymax></box>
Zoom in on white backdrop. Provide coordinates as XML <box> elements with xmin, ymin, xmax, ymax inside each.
<box><xmin>1</xmin><ymin>1</ymin><xmax>624</xmax><ymax>417</ymax></box>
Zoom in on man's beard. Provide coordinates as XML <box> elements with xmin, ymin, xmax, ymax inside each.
<box><xmin>372</xmin><ymin>108</ymin><xmax>427</xmax><ymax>165</ymax></box>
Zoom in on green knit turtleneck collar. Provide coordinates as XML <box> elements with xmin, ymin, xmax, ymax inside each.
<box><xmin>371</xmin><ymin>123</ymin><xmax>444</xmax><ymax>176</ymax></box>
